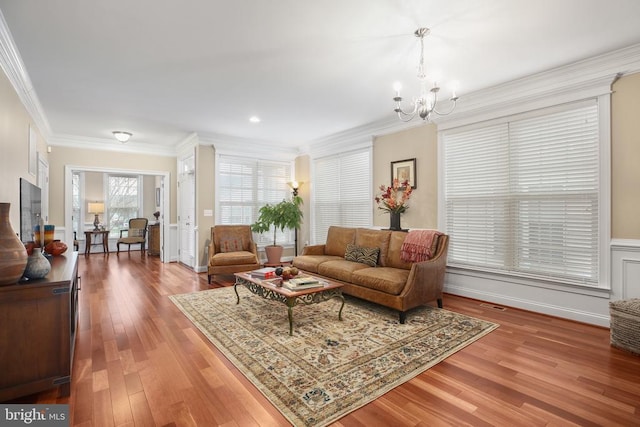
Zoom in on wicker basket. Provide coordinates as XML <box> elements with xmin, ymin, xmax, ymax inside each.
<box><xmin>609</xmin><ymin>298</ymin><xmax>640</xmax><ymax>355</ymax></box>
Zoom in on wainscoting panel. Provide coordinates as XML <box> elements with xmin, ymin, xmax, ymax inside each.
<box><xmin>611</xmin><ymin>239</ymin><xmax>640</xmax><ymax>300</ymax></box>
<box><xmin>444</xmin><ymin>239</ymin><xmax>640</xmax><ymax>327</ymax></box>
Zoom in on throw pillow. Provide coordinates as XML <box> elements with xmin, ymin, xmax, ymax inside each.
<box><xmin>220</xmin><ymin>239</ymin><xmax>243</xmax><ymax>253</ymax></box>
<box><xmin>344</xmin><ymin>243</ymin><xmax>380</xmax><ymax>267</ymax></box>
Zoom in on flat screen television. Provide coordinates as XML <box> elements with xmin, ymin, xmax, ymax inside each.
<box><xmin>19</xmin><ymin>178</ymin><xmax>42</xmax><ymax>243</ymax></box>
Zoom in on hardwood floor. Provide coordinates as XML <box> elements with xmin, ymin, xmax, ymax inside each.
<box><xmin>11</xmin><ymin>254</ymin><xmax>640</xmax><ymax>426</ymax></box>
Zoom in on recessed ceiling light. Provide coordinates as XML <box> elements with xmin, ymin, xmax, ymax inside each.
<box><xmin>112</xmin><ymin>131</ymin><xmax>132</xmax><ymax>143</ymax></box>
<box><xmin>249</xmin><ymin>116</ymin><xmax>261</xmax><ymax>123</ymax></box>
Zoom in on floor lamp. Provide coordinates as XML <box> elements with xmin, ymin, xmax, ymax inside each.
<box><xmin>289</xmin><ymin>181</ymin><xmax>301</xmax><ymax>256</ymax></box>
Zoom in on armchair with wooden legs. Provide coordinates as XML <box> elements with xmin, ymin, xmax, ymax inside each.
<box><xmin>117</xmin><ymin>218</ymin><xmax>149</xmax><ymax>254</ymax></box>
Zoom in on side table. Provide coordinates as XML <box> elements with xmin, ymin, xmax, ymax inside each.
<box><xmin>148</xmin><ymin>223</ymin><xmax>160</xmax><ymax>256</ymax></box>
<box><xmin>84</xmin><ymin>230</ymin><xmax>110</xmax><ymax>255</ymax></box>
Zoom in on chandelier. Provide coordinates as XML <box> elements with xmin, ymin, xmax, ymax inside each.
<box><xmin>393</xmin><ymin>27</ymin><xmax>458</xmax><ymax>122</ymax></box>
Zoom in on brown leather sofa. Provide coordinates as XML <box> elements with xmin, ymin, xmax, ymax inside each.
<box><xmin>207</xmin><ymin>225</ymin><xmax>261</xmax><ymax>284</ymax></box>
<box><xmin>292</xmin><ymin>226</ymin><xmax>449</xmax><ymax>323</ymax></box>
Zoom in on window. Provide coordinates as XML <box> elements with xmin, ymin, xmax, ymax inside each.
<box><xmin>71</xmin><ymin>172</ymin><xmax>81</xmax><ymax>235</ymax></box>
<box><xmin>106</xmin><ymin>175</ymin><xmax>142</xmax><ymax>237</ymax></box>
<box><xmin>313</xmin><ymin>148</ymin><xmax>371</xmax><ymax>244</ymax></box>
<box><xmin>443</xmin><ymin>100</ymin><xmax>600</xmax><ymax>286</ymax></box>
<box><xmin>218</xmin><ymin>156</ymin><xmax>293</xmax><ymax>246</ymax></box>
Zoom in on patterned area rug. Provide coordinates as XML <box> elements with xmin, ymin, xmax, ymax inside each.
<box><xmin>170</xmin><ymin>286</ymin><xmax>498</xmax><ymax>427</ymax></box>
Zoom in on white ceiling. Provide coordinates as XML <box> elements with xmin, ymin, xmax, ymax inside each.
<box><xmin>1</xmin><ymin>0</ymin><xmax>640</xmax><ymax>152</ymax></box>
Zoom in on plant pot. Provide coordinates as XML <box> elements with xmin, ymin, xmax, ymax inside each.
<box><xmin>264</xmin><ymin>245</ymin><xmax>283</xmax><ymax>265</ymax></box>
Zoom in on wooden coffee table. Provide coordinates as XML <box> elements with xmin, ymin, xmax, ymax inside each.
<box><xmin>233</xmin><ymin>272</ymin><xmax>345</xmax><ymax>335</ymax></box>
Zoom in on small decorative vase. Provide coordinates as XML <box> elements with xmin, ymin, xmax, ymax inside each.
<box><xmin>34</xmin><ymin>224</ymin><xmax>55</xmax><ymax>247</ymax></box>
<box><xmin>389</xmin><ymin>211</ymin><xmax>402</xmax><ymax>231</ymax></box>
<box><xmin>0</xmin><ymin>202</ymin><xmax>28</xmax><ymax>285</ymax></box>
<box><xmin>23</xmin><ymin>247</ymin><xmax>51</xmax><ymax>280</ymax></box>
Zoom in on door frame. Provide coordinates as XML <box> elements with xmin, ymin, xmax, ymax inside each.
<box><xmin>64</xmin><ymin>165</ymin><xmax>171</xmax><ymax>261</ymax></box>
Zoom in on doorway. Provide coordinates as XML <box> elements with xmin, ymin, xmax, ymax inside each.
<box><xmin>64</xmin><ymin>166</ymin><xmax>171</xmax><ymax>261</ymax></box>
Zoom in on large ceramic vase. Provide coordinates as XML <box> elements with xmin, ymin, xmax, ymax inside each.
<box><xmin>389</xmin><ymin>211</ymin><xmax>402</xmax><ymax>231</ymax></box>
<box><xmin>23</xmin><ymin>247</ymin><xmax>51</xmax><ymax>280</ymax></box>
<box><xmin>0</xmin><ymin>202</ymin><xmax>28</xmax><ymax>285</ymax></box>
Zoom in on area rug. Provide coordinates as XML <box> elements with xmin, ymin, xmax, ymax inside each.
<box><xmin>170</xmin><ymin>286</ymin><xmax>498</xmax><ymax>427</ymax></box>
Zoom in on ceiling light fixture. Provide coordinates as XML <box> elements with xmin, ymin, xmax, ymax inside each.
<box><xmin>393</xmin><ymin>27</ymin><xmax>459</xmax><ymax>122</ymax></box>
<box><xmin>112</xmin><ymin>131</ymin><xmax>132</xmax><ymax>143</ymax></box>
<box><xmin>249</xmin><ymin>116</ymin><xmax>261</xmax><ymax>123</ymax></box>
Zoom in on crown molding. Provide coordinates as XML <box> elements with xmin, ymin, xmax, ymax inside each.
<box><xmin>200</xmin><ymin>132</ymin><xmax>299</xmax><ymax>161</ymax></box>
<box><xmin>434</xmin><ymin>43</ymin><xmax>640</xmax><ymax>130</ymax></box>
<box><xmin>48</xmin><ymin>134</ymin><xmax>177</xmax><ymax>157</ymax></box>
<box><xmin>0</xmin><ymin>10</ymin><xmax>51</xmax><ymax>139</ymax></box>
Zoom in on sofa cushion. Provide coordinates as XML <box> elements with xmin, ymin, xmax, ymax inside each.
<box><xmin>220</xmin><ymin>238</ymin><xmax>243</xmax><ymax>253</ymax></box>
<box><xmin>351</xmin><ymin>267</ymin><xmax>410</xmax><ymax>295</ymax></box>
<box><xmin>292</xmin><ymin>255</ymin><xmax>342</xmax><ymax>274</ymax></box>
<box><xmin>355</xmin><ymin>228</ymin><xmax>391</xmax><ymax>266</ymax></box>
<box><xmin>318</xmin><ymin>259</ymin><xmax>370</xmax><ymax>283</ymax></box>
<box><xmin>385</xmin><ymin>231</ymin><xmax>412</xmax><ymax>270</ymax></box>
<box><xmin>344</xmin><ymin>243</ymin><xmax>380</xmax><ymax>267</ymax></box>
<box><xmin>210</xmin><ymin>251</ymin><xmax>258</xmax><ymax>267</ymax></box>
<box><xmin>324</xmin><ymin>226</ymin><xmax>356</xmax><ymax>257</ymax></box>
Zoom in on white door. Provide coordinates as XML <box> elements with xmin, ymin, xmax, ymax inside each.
<box><xmin>178</xmin><ymin>156</ymin><xmax>196</xmax><ymax>268</ymax></box>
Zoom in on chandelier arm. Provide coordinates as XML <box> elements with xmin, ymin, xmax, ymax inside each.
<box><xmin>431</xmin><ymin>98</ymin><xmax>459</xmax><ymax>116</ymax></box>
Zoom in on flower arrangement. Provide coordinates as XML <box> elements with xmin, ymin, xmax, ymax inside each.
<box><xmin>375</xmin><ymin>179</ymin><xmax>413</xmax><ymax>213</ymax></box>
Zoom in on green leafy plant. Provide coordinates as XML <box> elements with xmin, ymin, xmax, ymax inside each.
<box><xmin>251</xmin><ymin>196</ymin><xmax>303</xmax><ymax>246</ymax></box>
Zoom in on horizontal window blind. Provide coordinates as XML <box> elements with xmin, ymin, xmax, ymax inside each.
<box><xmin>444</xmin><ymin>101</ymin><xmax>599</xmax><ymax>285</ymax></box>
<box><xmin>218</xmin><ymin>156</ymin><xmax>292</xmax><ymax>246</ymax></box>
<box><xmin>314</xmin><ymin>149</ymin><xmax>371</xmax><ymax>244</ymax></box>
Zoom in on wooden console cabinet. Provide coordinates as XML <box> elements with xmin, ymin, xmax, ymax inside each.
<box><xmin>148</xmin><ymin>223</ymin><xmax>160</xmax><ymax>256</ymax></box>
<box><xmin>0</xmin><ymin>252</ymin><xmax>79</xmax><ymax>402</ymax></box>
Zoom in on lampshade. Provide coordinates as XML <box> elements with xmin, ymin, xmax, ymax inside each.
<box><xmin>112</xmin><ymin>131</ymin><xmax>132</xmax><ymax>143</ymax></box>
<box><xmin>88</xmin><ymin>202</ymin><xmax>104</xmax><ymax>214</ymax></box>
<box><xmin>288</xmin><ymin>181</ymin><xmax>302</xmax><ymax>190</ymax></box>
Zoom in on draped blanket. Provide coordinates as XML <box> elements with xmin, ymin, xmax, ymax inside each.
<box><xmin>400</xmin><ymin>229</ymin><xmax>443</xmax><ymax>262</ymax></box>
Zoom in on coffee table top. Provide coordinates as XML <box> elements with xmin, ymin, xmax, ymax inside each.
<box><xmin>234</xmin><ymin>271</ymin><xmax>343</xmax><ymax>297</ymax></box>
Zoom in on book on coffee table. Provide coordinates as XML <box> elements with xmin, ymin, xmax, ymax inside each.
<box><xmin>250</xmin><ymin>267</ymin><xmax>277</xmax><ymax>279</ymax></box>
<box><xmin>284</xmin><ymin>276</ymin><xmax>324</xmax><ymax>291</ymax></box>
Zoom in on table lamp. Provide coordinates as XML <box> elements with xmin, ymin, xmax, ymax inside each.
<box><xmin>87</xmin><ymin>202</ymin><xmax>104</xmax><ymax>231</ymax></box>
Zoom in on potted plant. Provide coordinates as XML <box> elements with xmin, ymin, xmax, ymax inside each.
<box><xmin>251</xmin><ymin>196</ymin><xmax>303</xmax><ymax>264</ymax></box>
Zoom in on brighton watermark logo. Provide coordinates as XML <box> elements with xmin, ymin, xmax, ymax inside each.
<box><xmin>1</xmin><ymin>405</ymin><xmax>68</xmax><ymax>426</ymax></box>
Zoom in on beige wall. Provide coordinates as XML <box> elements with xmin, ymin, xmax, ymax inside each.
<box><xmin>47</xmin><ymin>146</ymin><xmax>177</xmax><ymax>227</ymax></box>
<box><xmin>0</xmin><ymin>67</ymin><xmax>47</xmax><ymax>230</ymax></box>
<box><xmin>611</xmin><ymin>72</ymin><xmax>640</xmax><ymax>239</ymax></box>
<box><xmin>372</xmin><ymin>124</ymin><xmax>438</xmax><ymax>230</ymax></box>
<box><xmin>294</xmin><ymin>154</ymin><xmax>311</xmax><ymax>255</ymax></box>
<box><xmin>197</xmin><ymin>144</ymin><xmax>215</xmax><ymax>267</ymax></box>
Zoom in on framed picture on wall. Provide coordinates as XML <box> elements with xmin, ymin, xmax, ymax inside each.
<box><xmin>391</xmin><ymin>158</ymin><xmax>416</xmax><ymax>189</ymax></box>
<box><xmin>155</xmin><ymin>188</ymin><xmax>161</xmax><ymax>207</ymax></box>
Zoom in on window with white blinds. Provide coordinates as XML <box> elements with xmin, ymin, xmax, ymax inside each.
<box><xmin>443</xmin><ymin>100</ymin><xmax>600</xmax><ymax>285</ymax></box>
<box><xmin>313</xmin><ymin>149</ymin><xmax>371</xmax><ymax>244</ymax></box>
<box><xmin>218</xmin><ymin>156</ymin><xmax>293</xmax><ymax>246</ymax></box>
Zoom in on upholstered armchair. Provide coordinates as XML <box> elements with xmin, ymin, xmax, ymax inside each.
<box><xmin>117</xmin><ymin>218</ymin><xmax>149</xmax><ymax>254</ymax></box>
<box><xmin>208</xmin><ymin>225</ymin><xmax>260</xmax><ymax>284</ymax></box>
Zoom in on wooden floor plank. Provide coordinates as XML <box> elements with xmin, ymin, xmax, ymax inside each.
<box><xmin>9</xmin><ymin>254</ymin><xmax>640</xmax><ymax>426</ymax></box>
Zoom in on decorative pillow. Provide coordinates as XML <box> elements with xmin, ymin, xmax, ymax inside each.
<box><xmin>344</xmin><ymin>243</ymin><xmax>380</xmax><ymax>267</ymax></box>
<box><xmin>220</xmin><ymin>238</ymin><xmax>243</xmax><ymax>253</ymax></box>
